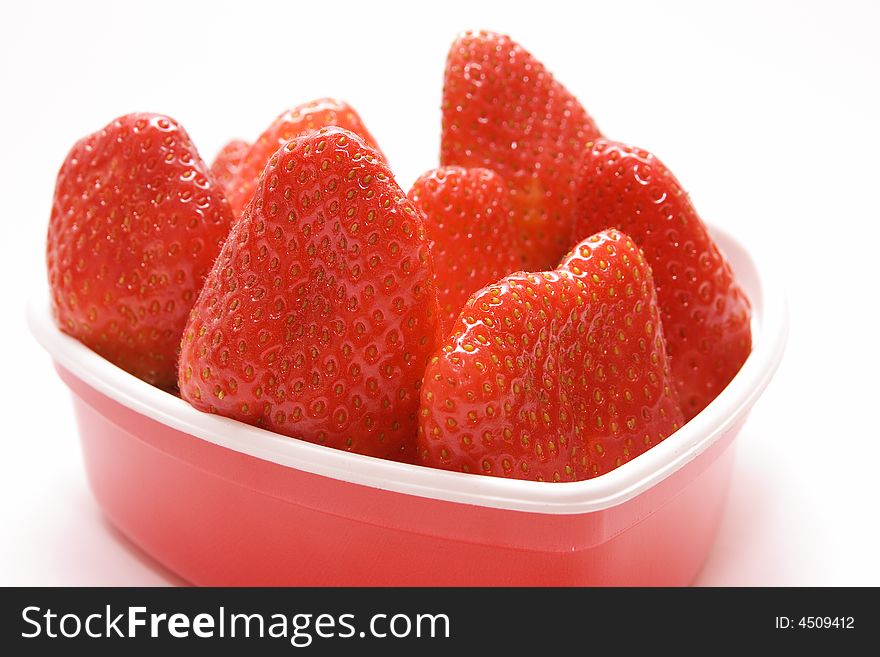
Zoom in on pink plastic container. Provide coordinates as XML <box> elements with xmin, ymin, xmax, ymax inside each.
<box><xmin>29</xmin><ymin>227</ymin><xmax>786</xmax><ymax>586</ymax></box>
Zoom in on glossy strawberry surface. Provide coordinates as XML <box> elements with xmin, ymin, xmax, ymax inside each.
<box><xmin>441</xmin><ymin>31</ymin><xmax>602</xmax><ymax>271</ymax></box>
<box><xmin>572</xmin><ymin>140</ymin><xmax>751</xmax><ymax>418</ymax></box>
<box><xmin>179</xmin><ymin>128</ymin><xmax>441</xmax><ymax>461</ymax></box>
<box><xmin>408</xmin><ymin>166</ymin><xmax>522</xmax><ymax>334</ymax></box>
<box><xmin>226</xmin><ymin>99</ymin><xmax>382</xmax><ymax>217</ymax></box>
<box><xmin>418</xmin><ymin>229</ymin><xmax>683</xmax><ymax>481</ymax></box>
<box><xmin>47</xmin><ymin>113</ymin><xmax>234</xmax><ymax>388</ymax></box>
<box><xmin>210</xmin><ymin>138</ymin><xmax>250</xmax><ymax>194</ymax></box>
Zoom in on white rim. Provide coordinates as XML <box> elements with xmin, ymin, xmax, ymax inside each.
<box><xmin>28</xmin><ymin>225</ymin><xmax>788</xmax><ymax>514</ymax></box>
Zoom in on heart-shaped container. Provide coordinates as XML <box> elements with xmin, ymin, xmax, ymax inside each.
<box><xmin>29</xmin><ymin>226</ymin><xmax>786</xmax><ymax>585</ymax></box>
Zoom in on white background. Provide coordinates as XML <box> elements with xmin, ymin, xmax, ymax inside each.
<box><xmin>1</xmin><ymin>0</ymin><xmax>878</xmax><ymax>585</ymax></box>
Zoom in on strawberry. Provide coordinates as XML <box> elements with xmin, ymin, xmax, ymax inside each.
<box><xmin>47</xmin><ymin>113</ymin><xmax>234</xmax><ymax>388</ymax></box>
<box><xmin>210</xmin><ymin>138</ymin><xmax>250</xmax><ymax>193</ymax></box>
<box><xmin>226</xmin><ymin>98</ymin><xmax>383</xmax><ymax>217</ymax></box>
<box><xmin>440</xmin><ymin>30</ymin><xmax>602</xmax><ymax>271</ymax></box>
<box><xmin>418</xmin><ymin>229</ymin><xmax>684</xmax><ymax>482</ymax></box>
<box><xmin>179</xmin><ymin>127</ymin><xmax>442</xmax><ymax>462</ymax></box>
<box><xmin>408</xmin><ymin>166</ymin><xmax>522</xmax><ymax>334</ymax></box>
<box><xmin>572</xmin><ymin>140</ymin><xmax>752</xmax><ymax>418</ymax></box>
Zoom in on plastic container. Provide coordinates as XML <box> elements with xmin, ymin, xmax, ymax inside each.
<box><xmin>28</xmin><ymin>226</ymin><xmax>787</xmax><ymax>586</ymax></box>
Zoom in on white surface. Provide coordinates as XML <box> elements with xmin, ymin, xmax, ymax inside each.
<box><xmin>1</xmin><ymin>0</ymin><xmax>877</xmax><ymax>585</ymax></box>
<box><xmin>26</xmin><ymin>223</ymin><xmax>787</xmax><ymax>514</ymax></box>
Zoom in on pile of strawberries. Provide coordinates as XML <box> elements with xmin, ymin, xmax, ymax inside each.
<box><xmin>47</xmin><ymin>31</ymin><xmax>751</xmax><ymax>483</ymax></box>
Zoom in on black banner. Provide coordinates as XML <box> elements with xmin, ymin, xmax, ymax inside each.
<box><xmin>1</xmin><ymin>588</ymin><xmax>872</xmax><ymax>654</ymax></box>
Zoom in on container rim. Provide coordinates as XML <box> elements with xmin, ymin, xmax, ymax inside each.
<box><xmin>28</xmin><ymin>224</ymin><xmax>787</xmax><ymax>515</ymax></box>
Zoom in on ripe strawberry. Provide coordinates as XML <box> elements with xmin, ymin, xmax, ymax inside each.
<box><xmin>47</xmin><ymin>113</ymin><xmax>234</xmax><ymax>388</ymax></box>
<box><xmin>418</xmin><ymin>229</ymin><xmax>683</xmax><ymax>481</ymax></box>
<box><xmin>408</xmin><ymin>167</ymin><xmax>522</xmax><ymax>334</ymax></box>
<box><xmin>440</xmin><ymin>30</ymin><xmax>602</xmax><ymax>271</ymax></box>
<box><xmin>572</xmin><ymin>140</ymin><xmax>752</xmax><ymax>418</ymax></box>
<box><xmin>210</xmin><ymin>138</ymin><xmax>250</xmax><ymax>193</ymax></box>
<box><xmin>179</xmin><ymin>128</ymin><xmax>442</xmax><ymax>462</ymax></box>
<box><xmin>226</xmin><ymin>99</ymin><xmax>383</xmax><ymax>217</ymax></box>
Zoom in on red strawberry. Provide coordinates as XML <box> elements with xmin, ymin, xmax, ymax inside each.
<box><xmin>572</xmin><ymin>140</ymin><xmax>752</xmax><ymax>418</ymax></box>
<box><xmin>210</xmin><ymin>138</ymin><xmax>250</xmax><ymax>193</ymax></box>
<box><xmin>408</xmin><ymin>166</ymin><xmax>522</xmax><ymax>334</ymax></box>
<box><xmin>179</xmin><ymin>128</ymin><xmax>442</xmax><ymax>462</ymax></box>
<box><xmin>226</xmin><ymin>99</ymin><xmax>383</xmax><ymax>217</ymax></box>
<box><xmin>418</xmin><ymin>229</ymin><xmax>683</xmax><ymax>481</ymax></box>
<box><xmin>47</xmin><ymin>113</ymin><xmax>234</xmax><ymax>388</ymax></box>
<box><xmin>441</xmin><ymin>30</ymin><xmax>602</xmax><ymax>271</ymax></box>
